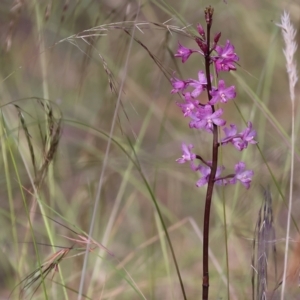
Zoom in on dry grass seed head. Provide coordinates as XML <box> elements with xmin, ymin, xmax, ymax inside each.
<box><xmin>252</xmin><ymin>188</ymin><xmax>277</xmax><ymax>300</ymax></box>
<box><xmin>15</xmin><ymin>104</ymin><xmax>37</xmax><ymax>178</ymax></box>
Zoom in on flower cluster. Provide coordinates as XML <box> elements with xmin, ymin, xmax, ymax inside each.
<box><xmin>173</xmin><ymin>23</ymin><xmax>256</xmax><ymax>189</ymax></box>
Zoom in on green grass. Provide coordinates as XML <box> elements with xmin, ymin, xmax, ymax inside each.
<box><xmin>0</xmin><ymin>0</ymin><xmax>299</xmax><ymax>299</ymax></box>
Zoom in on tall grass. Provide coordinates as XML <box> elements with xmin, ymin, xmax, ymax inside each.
<box><xmin>276</xmin><ymin>11</ymin><xmax>298</xmax><ymax>300</ymax></box>
<box><xmin>0</xmin><ymin>1</ymin><xmax>299</xmax><ymax>299</ymax></box>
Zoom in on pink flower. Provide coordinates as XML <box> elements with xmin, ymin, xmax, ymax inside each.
<box><xmin>221</xmin><ymin>122</ymin><xmax>257</xmax><ymax>151</ymax></box>
<box><xmin>189</xmin><ymin>105</ymin><xmax>226</xmax><ymax>133</ymax></box>
<box><xmin>229</xmin><ymin>162</ymin><xmax>254</xmax><ymax>189</ymax></box>
<box><xmin>171</xmin><ymin>76</ymin><xmax>189</xmax><ymax>93</ymax></box>
<box><xmin>209</xmin><ymin>80</ymin><xmax>236</xmax><ymax>104</ymax></box>
<box><xmin>174</xmin><ymin>43</ymin><xmax>196</xmax><ymax>63</ymax></box>
<box><xmin>176</xmin><ymin>93</ymin><xmax>200</xmax><ymax>117</ymax></box>
<box><xmin>196</xmin><ymin>164</ymin><xmax>225</xmax><ymax>187</ymax></box>
<box><xmin>188</xmin><ymin>71</ymin><xmax>208</xmax><ymax>98</ymax></box>
<box><xmin>176</xmin><ymin>143</ymin><xmax>196</xmax><ymax>164</ymax></box>
<box><xmin>212</xmin><ymin>40</ymin><xmax>239</xmax><ymax>74</ymax></box>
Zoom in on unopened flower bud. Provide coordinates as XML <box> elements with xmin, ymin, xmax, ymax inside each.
<box><xmin>197</xmin><ymin>24</ymin><xmax>205</xmax><ymax>38</ymax></box>
<box><xmin>214</xmin><ymin>32</ymin><xmax>221</xmax><ymax>44</ymax></box>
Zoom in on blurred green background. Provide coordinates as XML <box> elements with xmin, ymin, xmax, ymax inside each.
<box><xmin>0</xmin><ymin>0</ymin><xmax>299</xmax><ymax>299</ymax></box>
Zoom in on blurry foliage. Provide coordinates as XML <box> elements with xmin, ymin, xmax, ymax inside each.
<box><xmin>0</xmin><ymin>0</ymin><xmax>300</xmax><ymax>299</ymax></box>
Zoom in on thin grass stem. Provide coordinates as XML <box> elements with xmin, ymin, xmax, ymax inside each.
<box><xmin>277</xmin><ymin>11</ymin><xmax>298</xmax><ymax>299</ymax></box>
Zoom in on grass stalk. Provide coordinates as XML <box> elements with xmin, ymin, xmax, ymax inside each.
<box><xmin>78</xmin><ymin>6</ymin><xmax>142</xmax><ymax>300</ymax></box>
<box><xmin>1</xmin><ymin>114</ymin><xmax>48</xmax><ymax>299</ymax></box>
<box><xmin>0</xmin><ymin>114</ymin><xmax>19</xmax><ymax>264</ymax></box>
<box><xmin>33</xmin><ymin>3</ymin><xmax>69</xmax><ymax>298</ymax></box>
<box><xmin>277</xmin><ymin>12</ymin><xmax>298</xmax><ymax>299</ymax></box>
<box><xmin>88</xmin><ymin>89</ymin><xmax>155</xmax><ymax>293</ymax></box>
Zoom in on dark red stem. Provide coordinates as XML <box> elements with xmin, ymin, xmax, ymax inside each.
<box><xmin>202</xmin><ymin>6</ymin><xmax>218</xmax><ymax>300</ymax></box>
